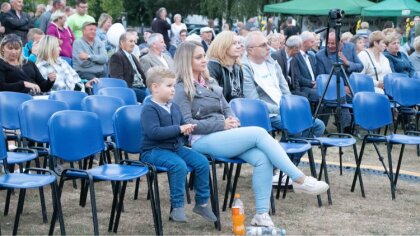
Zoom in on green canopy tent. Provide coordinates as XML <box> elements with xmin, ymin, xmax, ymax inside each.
<box><xmin>264</xmin><ymin>0</ymin><xmax>375</xmax><ymax>15</ymax></box>
<box><xmin>362</xmin><ymin>0</ymin><xmax>420</xmax><ymax>16</ymax></box>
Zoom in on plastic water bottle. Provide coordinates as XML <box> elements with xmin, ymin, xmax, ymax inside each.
<box><xmin>232</xmin><ymin>194</ymin><xmax>246</xmax><ymax>235</ymax></box>
<box><xmin>246</xmin><ymin>226</ymin><xmax>286</xmax><ymax>236</ymax></box>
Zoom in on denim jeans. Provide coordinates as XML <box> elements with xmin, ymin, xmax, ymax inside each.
<box><xmin>192</xmin><ymin>126</ymin><xmax>305</xmax><ymax>214</ymax></box>
<box><xmin>132</xmin><ymin>87</ymin><xmax>147</xmax><ymax>103</ymax></box>
<box><xmin>141</xmin><ymin>146</ymin><xmax>210</xmax><ymax>208</ymax></box>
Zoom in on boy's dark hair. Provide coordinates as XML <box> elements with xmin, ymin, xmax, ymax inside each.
<box><xmin>146</xmin><ymin>66</ymin><xmax>176</xmax><ymax>89</ymax></box>
<box><xmin>76</xmin><ymin>0</ymin><xmax>87</xmax><ymax>6</ymax></box>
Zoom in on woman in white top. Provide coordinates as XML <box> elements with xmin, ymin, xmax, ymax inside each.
<box><xmin>171</xmin><ymin>14</ymin><xmax>187</xmax><ymax>47</ymax></box>
<box><xmin>358</xmin><ymin>31</ymin><xmax>392</xmax><ymax>94</ymax></box>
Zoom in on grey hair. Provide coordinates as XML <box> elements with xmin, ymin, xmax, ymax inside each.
<box><xmin>147</xmin><ymin>33</ymin><xmax>163</xmax><ymax>48</ymax></box>
<box><xmin>300</xmin><ymin>31</ymin><xmax>314</xmax><ymax>42</ymax></box>
<box><xmin>244</xmin><ymin>31</ymin><xmax>264</xmax><ymax>49</ymax></box>
<box><xmin>285</xmin><ymin>35</ymin><xmax>302</xmax><ymax>48</ymax></box>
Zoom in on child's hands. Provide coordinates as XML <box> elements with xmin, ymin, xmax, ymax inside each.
<box><xmin>180</xmin><ymin>124</ymin><xmax>196</xmax><ymax>135</ymax></box>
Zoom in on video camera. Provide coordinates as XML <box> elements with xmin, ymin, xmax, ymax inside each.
<box><xmin>328</xmin><ymin>9</ymin><xmax>345</xmax><ymax>26</ymax></box>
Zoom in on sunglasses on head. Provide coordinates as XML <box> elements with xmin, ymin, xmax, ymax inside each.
<box><xmin>1</xmin><ymin>34</ymin><xmax>22</xmax><ymax>46</ymax></box>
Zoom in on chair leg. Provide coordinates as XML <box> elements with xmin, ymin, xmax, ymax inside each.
<box><xmin>209</xmin><ymin>162</ymin><xmax>221</xmax><ymax>231</ymax></box>
<box><xmin>352</xmin><ymin>144</ymin><xmax>365</xmax><ymax>197</ymax></box>
<box><xmin>351</xmin><ymin>139</ymin><xmax>366</xmax><ymax>196</ymax></box>
<box><xmin>307</xmin><ymin>149</ymin><xmax>322</xmax><ymax>207</ymax></box>
<box><xmin>270</xmin><ymin>191</ymin><xmax>275</xmax><ymax>215</ymax></box>
<box><xmin>282</xmin><ymin>176</ymin><xmax>289</xmax><ymax>199</ymax></box>
<box><xmin>4</xmin><ymin>189</ymin><xmax>12</xmax><ymax>216</ymax></box>
<box><xmin>228</xmin><ymin>164</ymin><xmax>242</xmax><ymax>209</ymax></box>
<box><xmin>69</xmin><ymin>162</ymin><xmax>77</xmax><ymax>189</ymax></box>
<box><xmin>339</xmin><ymin>147</ymin><xmax>343</xmax><ymax>175</ymax></box>
<box><xmin>185</xmin><ymin>177</ymin><xmax>191</xmax><ymax>204</ymax></box>
<box><xmin>276</xmin><ymin>171</ymin><xmax>283</xmax><ymax>199</ymax></box>
<box><xmin>50</xmin><ymin>181</ymin><xmax>66</xmax><ymax>235</ymax></box>
<box><xmin>12</xmin><ymin>189</ymin><xmax>26</xmax><ymax>236</ymax></box>
<box><xmin>222</xmin><ymin>163</ymin><xmax>234</xmax><ymax>211</ymax></box>
<box><xmin>386</xmin><ymin>143</ymin><xmax>396</xmax><ymax>200</ymax></box>
<box><xmin>88</xmin><ymin>179</ymin><xmax>99</xmax><ymax>236</ymax></box>
<box><xmin>393</xmin><ymin>144</ymin><xmax>405</xmax><ymax>187</ymax></box>
<box><xmin>49</xmin><ymin>175</ymin><xmax>66</xmax><ymax>235</ymax></box>
<box><xmin>148</xmin><ymin>171</ymin><xmax>163</xmax><ymax>235</ymax></box>
<box><xmin>189</xmin><ymin>171</ymin><xmax>195</xmax><ymax>190</ymax></box>
<box><xmin>108</xmin><ymin>181</ymin><xmax>120</xmax><ymax>232</ymax></box>
<box><xmin>113</xmin><ymin>181</ymin><xmax>127</xmax><ymax>233</ymax></box>
<box><xmin>320</xmin><ymin>147</ymin><xmax>332</xmax><ymax>205</ymax></box>
<box><xmin>133</xmin><ymin>178</ymin><xmax>140</xmax><ymax>200</ymax></box>
<box><xmin>35</xmin><ymin>157</ymin><xmax>48</xmax><ymax>223</ymax></box>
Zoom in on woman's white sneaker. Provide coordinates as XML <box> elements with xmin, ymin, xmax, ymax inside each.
<box><xmin>250</xmin><ymin>213</ymin><xmax>274</xmax><ymax>227</ymax></box>
<box><xmin>292</xmin><ymin>176</ymin><xmax>329</xmax><ymax>195</ymax></box>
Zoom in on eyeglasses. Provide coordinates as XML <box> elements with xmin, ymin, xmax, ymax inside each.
<box><xmin>249</xmin><ymin>42</ymin><xmax>268</xmax><ymax>48</ymax></box>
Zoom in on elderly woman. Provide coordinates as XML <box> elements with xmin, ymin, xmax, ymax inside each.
<box><xmin>267</xmin><ymin>33</ymin><xmax>284</xmax><ymax>54</ymax></box>
<box><xmin>171</xmin><ymin>14</ymin><xmax>187</xmax><ymax>47</ymax></box>
<box><xmin>409</xmin><ymin>36</ymin><xmax>420</xmax><ymax>72</ymax></box>
<box><xmin>207</xmin><ymin>31</ymin><xmax>243</xmax><ymax>102</ymax></box>
<box><xmin>358</xmin><ymin>31</ymin><xmax>392</xmax><ymax>94</ymax></box>
<box><xmin>173</xmin><ymin>41</ymin><xmax>329</xmax><ymax>228</ymax></box>
<box><xmin>383</xmin><ymin>32</ymin><xmax>415</xmax><ymax>77</ymax></box>
<box><xmin>350</xmin><ymin>35</ymin><xmax>366</xmax><ymax>54</ymax></box>
<box><xmin>47</xmin><ymin>11</ymin><xmax>75</xmax><ymax>65</ymax></box>
<box><xmin>0</xmin><ymin>34</ymin><xmax>54</xmax><ymax>94</ymax></box>
<box><xmin>36</xmin><ymin>35</ymin><xmax>91</xmax><ymax>92</ymax></box>
<box><xmin>96</xmin><ymin>13</ymin><xmax>113</xmax><ymax>53</ymax></box>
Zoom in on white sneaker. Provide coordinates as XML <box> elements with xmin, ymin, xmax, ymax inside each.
<box><xmin>250</xmin><ymin>213</ymin><xmax>274</xmax><ymax>227</ymax></box>
<box><xmin>272</xmin><ymin>173</ymin><xmax>293</xmax><ymax>186</ymax></box>
<box><xmin>292</xmin><ymin>176</ymin><xmax>329</xmax><ymax>195</ymax></box>
<box><xmin>8</xmin><ymin>144</ymin><xmax>17</xmax><ymax>151</ymax></box>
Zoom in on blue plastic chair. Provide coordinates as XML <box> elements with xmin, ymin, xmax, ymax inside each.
<box><xmin>281</xmin><ymin>95</ymin><xmax>359</xmax><ymax>204</ymax></box>
<box><xmin>349</xmin><ymin>73</ymin><xmax>375</xmax><ymax>94</ymax></box>
<box><xmin>48</xmin><ymin>110</ymin><xmax>159</xmax><ymax>235</ymax></box>
<box><xmin>0</xmin><ymin>92</ymin><xmax>33</xmax><ymax>146</ymax></box>
<box><xmin>91</xmin><ymin>78</ymin><xmax>128</xmax><ymax>95</ymax></box>
<box><xmin>392</xmin><ymin>78</ymin><xmax>420</xmax><ymax>133</ymax></box>
<box><xmin>98</xmin><ymin>87</ymin><xmax>138</xmax><ymax>105</ymax></box>
<box><xmin>352</xmin><ymin>92</ymin><xmax>420</xmax><ymax>199</ymax></box>
<box><xmin>49</xmin><ymin>90</ymin><xmax>88</xmax><ymax>110</ymax></box>
<box><xmin>0</xmin><ymin>131</ymin><xmax>65</xmax><ymax>235</ymax></box>
<box><xmin>383</xmin><ymin>72</ymin><xmax>409</xmax><ymax>98</ymax></box>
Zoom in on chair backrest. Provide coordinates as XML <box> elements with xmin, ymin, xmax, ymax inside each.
<box><xmin>383</xmin><ymin>72</ymin><xmax>409</xmax><ymax>97</ymax></box>
<box><xmin>49</xmin><ymin>110</ymin><xmax>105</xmax><ymax>162</ymax></box>
<box><xmin>92</xmin><ymin>78</ymin><xmax>128</xmax><ymax>95</ymax></box>
<box><xmin>413</xmin><ymin>71</ymin><xmax>420</xmax><ymax>79</ymax></box>
<box><xmin>316</xmin><ymin>74</ymin><xmax>346</xmax><ymax>101</ymax></box>
<box><xmin>229</xmin><ymin>98</ymin><xmax>272</xmax><ymax>132</ymax></box>
<box><xmin>352</xmin><ymin>92</ymin><xmax>393</xmax><ymax>130</ymax></box>
<box><xmin>0</xmin><ymin>92</ymin><xmax>33</xmax><ymax>130</ymax></box>
<box><xmin>392</xmin><ymin>78</ymin><xmax>420</xmax><ymax>106</ymax></box>
<box><xmin>49</xmin><ymin>90</ymin><xmax>88</xmax><ymax>110</ymax></box>
<box><xmin>0</xmin><ymin>130</ymin><xmax>7</xmax><ymax>161</ymax></box>
<box><xmin>18</xmin><ymin>100</ymin><xmax>68</xmax><ymax>143</ymax></box>
<box><xmin>81</xmin><ymin>95</ymin><xmax>125</xmax><ymax>137</ymax></box>
<box><xmin>98</xmin><ymin>87</ymin><xmax>137</xmax><ymax>105</ymax></box>
<box><xmin>280</xmin><ymin>95</ymin><xmax>314</xmax><ymax>134</ymax></box>
<box><xmin>349</xmin><ymin>73</ymin><xmax>375</xmax><ymax>94</ymax></box>
<box><xmin>113</xmin><ymin>105</ymin><xmax>143</xmax><ymax>153</ymax></box>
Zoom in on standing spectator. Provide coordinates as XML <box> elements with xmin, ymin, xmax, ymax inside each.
<box><xmin>383</xmin><ymin>32</ymin><xmax>415</xmax><ymax>77</ymax></box>
<box><xmin>109</xmin><ymin>32</ymin><xmax>147</xmax><ymax>102</ymax></box>
<box><xmin>341</xmin><ymin>32</ymin><xmax>353</xmax><ymax>43</ymax></box>
<box><xmin>33</xmin><ymin>4</ymin><xmax>46</xmax><ymax>28</ymax></box>
<box><xmin>139</xmin><ymin>33</ymin><xmax>175</xmax><ymax>74</ymax></box>
<box><xmin>151</xmin><ymin>7</ymin><xmax>171</xmax><ymax>50</ymax></box>
<box><xmin>38</xmin><ymin>0</ymin><xmax>65</xmax><ymax>33</ymax></box>
<box><xmin>410</xmin><ymin>16</ymin><xmax>420</xmax><ymax>48</ymax></box>
<box><xmin>222</xmin><ymin>23</ymin><xmax>230</xmax><ymax>31</ymax></box>
<box><xmin>3</xmin><ymin>0</ymin><xmax>33</xmax><ymax>44</ymax></box>
<box><xmin>0</xmin><ymin>2</ymin><xmax>11</xmax><ymax>41</ymax></box>
<box><xmin>200</xmin><ymin>26</ymin><xmax>213</xmax><ymax>52</ymax></box>
<box><xmin>358</xmin><ymin>31</ymin><xmax>392</xmax><ymax>94</ymax></box>
<box><xmin>356</xmin><ymin>21</ymin><xmax>372</xmax><ymax>37</ymax></box>
<box><xmin>207</xmin><ymin>31</ymin><xmax>244</xmax><ymax>102</ymax></box>
<box><xmin>171</xmin><ymin>14</ymin><xmax>187</xmax><ymax>47</ymax></box>
<box><xmin>64</xmin><ymin>6</ymin><xmax>74</xmax><ymax>17</ymax></box>
<box><xmin>66</xmin><ymin>0</ymin><xmax>95</xmax><ymax>39</ymax></box>
<box><xmin>409</xmin><ymin>36</ymin><xmax>420</xmax><ymax>72</ymax></box>
<box><xmin>96</xmin><ymin>13</ymin><xmax>113</xmax><ymax>53</ymax></box>
<box><xmin>47</xmin><ymin>10</ymin><xmax>74</xmax><ymax>65</ymax></box>
<box><xmin>283</xmin><ymin>17</ymin><xmax>300</xmax><ymax>40</ymax></box>
<box><xmin>72</xmin><ymin>21</ymin><xmax>108</xmax><ymax>80</ymax></box>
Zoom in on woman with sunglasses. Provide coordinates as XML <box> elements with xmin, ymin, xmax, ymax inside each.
<box><xmin>0</xmin><ymin>34</ymin><xmax>55</xmax><ymax>94</ymax></box>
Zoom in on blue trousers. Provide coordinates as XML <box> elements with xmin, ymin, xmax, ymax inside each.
<box><xmin>192</xmin><ymin>126</ymin><xmax>304</xmax><ymax>214</ymax></box>
<box><xmin>141</xmin><ymin>146</ymin><xmax>210</xmax><ymax>208</ymax></box>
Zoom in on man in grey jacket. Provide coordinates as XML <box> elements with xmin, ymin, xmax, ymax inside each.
<box><xmin>72</xmin><ymin>21</ymin><xmax>108</xmax><ymax>80</ymax></box>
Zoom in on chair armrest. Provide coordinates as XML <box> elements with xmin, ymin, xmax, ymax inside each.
<box><xmin>327</xmin><ymin>133</ymin><xmax>354</xmax><ymax>139</ymax></box>
<box><xmin>24</xmin><ymin>167</ymin><xmax>55</xmax><ymax>176</ymax></box>
<box><xmin>12</xmin><ymin>147</ymin><xmax>38</xmax><ymax>155</ymax></box>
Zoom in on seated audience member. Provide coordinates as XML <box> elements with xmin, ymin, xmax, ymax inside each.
<box><xmin>310</xmin><ymin>32</ymin><xmax>321</xmax><ymax>54</ymax></box>
<box><xmin>139</xmin><ymin>29</ymin><xmax>153</xmax><ymax>51</ymax></box>
<box><xmin>341</xmin><ymin>32</ymin><xmax>353</xmax><ymax>43</ymax></box>
<box><xmin>47</xmin><ymin>11</ymin><xmax>75</xmax><ymax>65</ymax></box>
<box><xmin>266</xmin><ymin>33</ymin><xmax>283</xmax><ymax>54</ymax></box>
<box><xmin>95</xmin><ymin>13</ymin><xmax>114</xmax><ymax>53</ymax></box>
<box><xmin>72</xmin><ymin>21</ymin><xmax>108</xmax><ymax>80</ymax></box>
<box><xmin>174</xmin><ymin>41</ymin><xmax>329</xmax><ymax>228</ymax></box>
<box><xmin>272</xmin><ymin>35</ymin><xmax>305</xmax><ymax>96</ymax></box>
<box><xmin>178</xmin><ymin>29</ymin><xmax>188</xmax><ymax>44</ymax></box>
<box><xmin>36</xmin><ymin>35</ymin><xmax>94</xmax><ymax>92</ymax></box>
<box><xmin>141</xmin><ymin>66</ymin><xmax>217</xmax><ymax>223</ymax></box>
<box><xmin>23</xmin><ymin>28</ymin><xmax>44</xmax><ymax>63</ymax></box>
<box><xmin>358</xmin><ymin>31</ymin><xmax>392</xmax><ymax>94</ymax></box>
<box><xmin>200</xmin><ymin>26</ymin><xmax>213</xmax><ymax>52</ymax></box>
<box><xmin>126</xmin><ymin>28</ymin><xmax>141</xmax><ymax>59</ymax></box>
<box><xmin>0</xmin><ymin>34</ymin><xmax>55</xmax><ymax>93</ymax></box>
<box><xmin>139</xmin><ymin>33</ymin><xmax>175</xmax><ymax>74</ymax></box>
<box><xmin>383</xmin><ymin>32</ymin><xmax>415</xmax><ymax>77</ymax></box>
<box><xmin>109</xmin><ymin>32</ymin><xmax>147</xmax><ymax>102</ymax></box>
<box><xmin>409</xmin><ymin>36</ymin><xmax>420</xmax><ymax>72</ymax></box>
<box><xmin>350</xmin><ymin>34</ymin><xmax>367</xmax><ymax>54</ymax></box>
<box><xmin>207</xmin><ymin>31</ymin><xmax>244</xmax><ymax>102</ymax></box>
<box><xmin>293</xmin><ymin>31</ymin><xmax>318</xmax><ymax>101</ymax></box>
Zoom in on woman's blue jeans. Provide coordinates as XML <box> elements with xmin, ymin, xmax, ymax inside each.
<box><xmin>192</xmin><ymin>126</ymin><xmax>305</xmax><ymax>214</ymax></box>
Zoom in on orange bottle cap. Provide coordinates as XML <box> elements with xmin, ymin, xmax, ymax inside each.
<box><xmin>234</xmin><ymin>194</ymin><xmax>240</xmax><ymax>198</ymax></box>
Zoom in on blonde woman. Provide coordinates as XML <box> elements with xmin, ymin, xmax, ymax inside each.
<box><xmin>267</xmin><ymin>33</ymin><xmax>284</xmax><ymax>53</ymax></box>
<box><xmin>36</xmin><ymin>35</ymin><xmax>91</xmax><ymax>92</ymax></box>
<box><xmin>383</xmin><ymin>32</ymin><xmax>415</xmax><ymax>77</ymax></box>
<box><xmin>173</xmin><ymin>41</ymin><xmax>329</xmax><ymax>228</ymax></box>
<box><xmin>171</xmin><ymin>14</ymin><xmax>187</xmax><ymax>47</ymax></box>
<box><xmin>0</xmin><ymin>34</ymin><xmax>54</xmax><ymax>93</ymax></box>
<box><xmin>207</xmin><ymin>31</ymin><xmax>243</xmax><ymax>102</ymax></box>
<box><xmin>96</xmin><ymin>13</ymin><xmax>113</xmax><ymax>52</ymax></box>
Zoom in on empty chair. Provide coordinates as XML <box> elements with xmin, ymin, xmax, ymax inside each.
<box><xmin>49</xmin><ymin>90</ymin><xmax>88</xmax><ymax>110</ymax></box>
<box><xmin>98</xmin><ymin>87</ymin><xmax>137</xmax><ymax>105</ymax></box>
<box><xmin>383</xmin><ymin>72</ymin><xmax>409</xmax><ymax>98</ymax></box>
<box><xmin>91</xmin><ymin>78</ymin><xmax>128</xmax><ymax>95</ymax></box>
<box><xmin>349</xmin><ymin>73</ymin><xmax>375</xmax><ymax>94</ymax></box>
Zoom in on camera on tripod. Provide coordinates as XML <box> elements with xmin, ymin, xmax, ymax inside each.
<box><xmin>328</xmin><ymin>9</ymin><xmax>345</xmax><ymax>26</ymax></box>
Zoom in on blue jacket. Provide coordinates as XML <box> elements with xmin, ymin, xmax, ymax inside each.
<box><xmin>140</xmin><ymin>98</ymin><xmax>186</xmax><ymax>152</ymax></box>
<box><xmin>383</xmin><ymin>50</ymin><xmax>415</xmax><ymax>77</ymax></box>
<box><xmin>316</xmin><ymin>42</ymin><xmax>363</xmax><ymax>78</ymax></box>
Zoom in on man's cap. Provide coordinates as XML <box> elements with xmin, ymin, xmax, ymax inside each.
<box><xmin>200</xmin><ymin>27</ymin><xmax>212</xmax><ymax>34</ymax></box>
<box><xmin>82</xmin><ymin>21</ymin><xmax>97</xmax><ymax>29</ymax></box>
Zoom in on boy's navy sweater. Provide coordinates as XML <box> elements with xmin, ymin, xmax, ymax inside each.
<box><xmin>140</xmin><ymin>98</ymin><xmax>186</xmax><ymax>152</ymax></box>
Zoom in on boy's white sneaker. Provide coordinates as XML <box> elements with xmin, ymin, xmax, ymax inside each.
<box><xmin>292</xmin><ymin>176</ymin><xmax>329</xmax><ymax>195</ymax></box>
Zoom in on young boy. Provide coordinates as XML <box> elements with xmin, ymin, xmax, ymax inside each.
<box><xmin>140</xmin><ymin>66</ymin><xmax>217</xmax><ymax>223</ymax></box>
